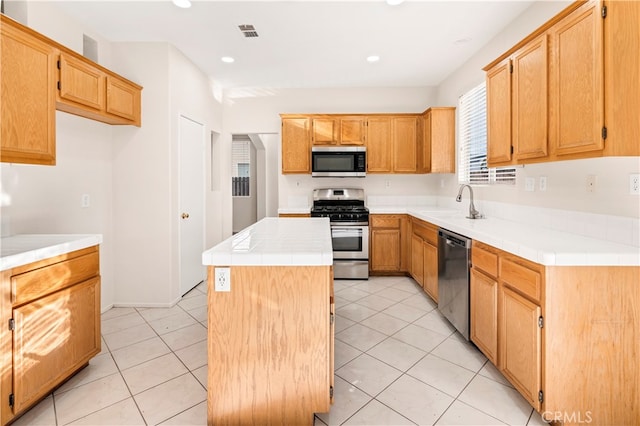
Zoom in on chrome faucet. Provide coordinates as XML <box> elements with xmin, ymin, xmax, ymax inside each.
<box><xmin>456</xmin><ymin>184</ymin><xmax>483</xmax><ymax>219</ymax></box>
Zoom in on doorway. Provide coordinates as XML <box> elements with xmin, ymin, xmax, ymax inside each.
<box><xmin>231</xmin><ymin>133</ymin><xmax>278</xmax><ymax>233</ymax></box>
<box><xmin>179</xmin><ymin>115</ymin><xmax>206</xmax><ymax>296</ymax></box>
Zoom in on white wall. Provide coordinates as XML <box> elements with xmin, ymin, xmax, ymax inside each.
<box><xmin>434</xmin><ymin>0</ymin><xmax>640</xmax><ymax>218</ymax></box>
<box><xmin>223</xmin><ymin>87</ymin><xmax>438</xmax><ymax>213</ymax></box>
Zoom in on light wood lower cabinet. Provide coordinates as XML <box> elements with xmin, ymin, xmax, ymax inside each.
<box><xmin>409</xmin><ymin>218</ymin><xmax>438</xmax><ymax>302</ymax></box>
<box><xmin>369</xmin><ymin>215</ymin><xmax>409</xmax><ymax>274</ymax></box>
<box><xmin>470</xmin><ymin>241</ymin><xmax>640</xmax><ymax>424</ymax></box>
<box><xmin>278</xmin><ymin>213</ymin><xmax>311</xmax><ymax>218</ymax></box>
<box><xmin>0</xmin><ymin>246</ymin><xmax>101</xmax><ymax>425</ymax></box>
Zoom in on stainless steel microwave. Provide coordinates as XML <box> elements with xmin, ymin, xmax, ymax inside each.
<box><xmin>311</xmin><ymin>146</ymin><xmax>366</xmax><ymax>177</ymax></box>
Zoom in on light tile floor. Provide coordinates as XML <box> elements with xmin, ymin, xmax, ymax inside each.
<box><xmin>13</xmin><ymin>276</ymin><xmax>547</xmax><ymax>425</ymax></box>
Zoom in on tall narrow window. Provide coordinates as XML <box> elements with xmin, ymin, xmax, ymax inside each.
<box><xmin>458</xmin><ymin>82</ymin><xmax>516</xmax><ymax>185</ymax></box>
<box><xmin>232</xmin><ymin>138</ymin><xmax>250</xmax><ymax>197</ymax></box>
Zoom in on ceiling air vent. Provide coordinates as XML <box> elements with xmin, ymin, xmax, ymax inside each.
<box><xmin>238</xmin><ymin>24</ymin><xmax>259</xmax><ymax>38</ymax></box>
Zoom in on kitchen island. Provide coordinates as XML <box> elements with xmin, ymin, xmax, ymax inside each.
<box><xmin>202</xmin><ymin>217</ymin><xmax>333</xmax><ymax>425</ymax></box>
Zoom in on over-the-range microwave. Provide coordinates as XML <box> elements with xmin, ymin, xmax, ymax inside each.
<box><xmin>311</xmin><ymin>146</ymin><xmax>366</xmax><ymax>178</ymax></box>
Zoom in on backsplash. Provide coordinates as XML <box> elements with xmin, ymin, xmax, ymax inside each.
<box><xmin>367</xmin><ymin>195</ymin><xmax>640</xmax><ymax>248</ymax></box>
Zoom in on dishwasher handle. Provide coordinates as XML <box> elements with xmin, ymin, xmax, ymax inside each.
<box><xmin>438</xmin><ymin>229</ymin><xmax>472</xmax><ymax>249</ymax></box>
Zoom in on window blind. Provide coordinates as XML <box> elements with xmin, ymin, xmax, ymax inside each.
<box><xmin>458</xmin><ymin>82</ymin><xmax>515</xmax><ymax>185</ymax></box>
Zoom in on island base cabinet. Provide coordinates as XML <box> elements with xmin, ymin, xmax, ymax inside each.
<box><xmin>207</xmin><ymin>266</ymin><xmax>332</xmax><ymax>425</ymax></box>
<box><xmin>12</xmin><ymin>278</ymin><xmax>100</xmax><ymax>414</ymax></box>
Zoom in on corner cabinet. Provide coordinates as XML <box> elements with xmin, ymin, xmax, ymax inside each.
<box><xmin>0</xmin><ymin>14</ymin><xmax>142</xmax><ymax>166</ymax></box>
<box><xmin>0</xmin><ymin>246</ymin><xmax>101</xmax><ymax>425</ymax></box>
<box><xmin>281</xmin><ymin>116</ymin><xmax>311</xmax><ymax>174</ymax></box>
<box><xmin>470</xmin><ymin>241</ymin><xmax>640</xmax><ymax>425</ymax></box>
<box><xmin>484</xmin><ymin>0</ymin><xmax>639</xmax><ymax>166</ymax></box>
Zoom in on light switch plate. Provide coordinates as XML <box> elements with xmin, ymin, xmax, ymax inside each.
<box><xmin>525</xmin><ymin>177</ymin><xmax>535</xmax><ymax>192</ymax></box>
<box><xmin>215</xmin><ymin>267</ymin><xmax>231</xmax><ymax>292</ymax></box>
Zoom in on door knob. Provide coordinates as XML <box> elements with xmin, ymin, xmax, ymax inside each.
<box><xmin>181</xmin><ymin>213</ymin><xmax>190</xmax><ymax>219</ymax></box>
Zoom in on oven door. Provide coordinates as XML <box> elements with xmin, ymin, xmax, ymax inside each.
<box><xmin>331</xmin><ymin>225</ymin><xmax>369</xmax><ymax>259</ymax></box>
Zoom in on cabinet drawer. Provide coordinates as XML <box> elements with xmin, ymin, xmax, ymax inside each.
<box><xmin>473</xmin><ymin>245</ymin><xmax>499</xmax><ymax>277</ymax></box>
<box><xmin>11</xmin><ymin>251</ymin><xmax>100</xmax><ymax>306</ymax></box>
<box><xmin>500</xmin><ymin>257</ymin><xmax>542</xmax><ymax>303</ymax></box>
<box><xmin>412</xmin><ymin>220</ymin><xmax>437</xmax><ymax>245</ymax></box>
<box><xmin>371</xmin><ymin>215</ymin><xmax>401</xmax><ymax>228</ymax></box>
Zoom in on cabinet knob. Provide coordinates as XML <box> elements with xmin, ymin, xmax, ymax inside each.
<box><xmin>181</xmin><ymin>213</ymin><xmax>190</xmax><ymax>219</ymax></box>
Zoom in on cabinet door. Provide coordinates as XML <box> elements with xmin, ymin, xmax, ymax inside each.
<box><xmin>500</xmin><ymin>285</ymin><xmax>541</xmax><ymax>411</ymax></box>
<box><xmin>366</xmin><ymin>117</ymin><xmax>392</xmax><ymax>173</ymax></box>
<box><xmin>422</xmin><ymin>112</ymin><xmax>432</xmax><ymax>173</ymax></box>
<box><xmin>423</xmin><ymin>241</ymin><xmax>438</xmax><ymax>302</ymax></box>
<box><xmin>551</xmin><ymin>0</ymin><xmax>604</xmax><ymax>156</ymax></box>
<box><xmin>429</xmin><ymin>108</ymin><xmax>456</xmax><ymax>174</ymax></box>
<box><xmin>410</xmin><ymin>234</ymin><xmax>424</xmax><ymax>287</ymax></box>
<box><xmin>470</xmin><ymin>268</ymin><xmax>498</xmax><ymax>364</ymax></box>
<box><xmin>58</xmin><ymin>52</ymin><xmax>105</xmax><ymax>111</ymax></box>
<box><xmin>106</xmin><ymin>75</ymin><xmax>141</xmax><ymax>125</ymax></box>
<box><xmin>12</xmin><ymin>278</ymin><xmax>100</xmax><ymax>413</ymax></box>
<box><xmin>512</xmin><ymin>34</ymin><xmax>548</xmax><ymax>160</ymax></box>
<box><xmin>1</xmin><ymin>20</ymin><xmax>56</xmax><ymax>165</ymax></box>
<box><xmin>281</xmin><ymin>117</ymin><xmax>311</xmax><ymax>173</ymax></box>
<box><xmin>312</xmin><ymin>118</ymin><xmax>338</xmax><ymax>145</ymax></box>
<box><xmin>392</xmin><ymin>117</ymin><xmax>418</xmax><ymax>173</ymax></box>
<box><xmin>486</xmin><ymin>59</ymin><xmax>513</xmax><ymax>166</ymax></box>
<box><xmin>370</xmin><ymin>229</ymin><xmax>400</xmax><ymax>272</ymax></box>
<box><xmin>339</xmin><ymin>117</ymin><xmax>366</xmax><ymax>145</ymax></box>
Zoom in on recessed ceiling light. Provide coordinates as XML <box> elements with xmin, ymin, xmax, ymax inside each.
<box><xmin>221</xmin><ymin>56</ymin><xmax>235</xmax><ymax>63</ymax></box>
<box><xmin>367</xmin><ymin>55</ymin><xmax>380</xmax><ymax>63</ymax></box>
<box><xmin>172</xmin><ymin>0</ymin><xmax>191</xmax><ymax>9</ymax></box>
<box><xmin>386</xmin><ymin>0</ymin><xmax>405</xmax><ymax>5</ymax></box>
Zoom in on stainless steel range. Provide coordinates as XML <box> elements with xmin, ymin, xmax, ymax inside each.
<box><xmin>311</xmin><ymin>188</ymin><xmax>369</xmax><ymax>280</ymax></box>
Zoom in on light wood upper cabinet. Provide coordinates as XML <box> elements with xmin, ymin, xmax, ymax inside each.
<box><xmin>312</xmin><ymin>117</ymin><xmax>338</xmax><ymax>145</ymax></box>
<box><xmin>0</xmin><ymin>16</ymin><xmax>57</xmax><ymax>165</ymax></box>
<box><xmin>512</xmin><ymin>34</ymin><xmax>548</xmax><ymax>161</ymax></box>
<box><xmin>0</xmin><ymin>14</ymin><xmax>142</xmax><ymax>166</ymax></box>
<box><xmin>392</xmin><ymin>116</ymin><xmax>418</xmax><ymax>173</ymax></box>
<box><xmin>281</xmin><ymin>116</ymin><xmax>311</xmax><ymax>174</ymax></box>
<box><xmin>422</xmin><ymin>107</ymin><xmax>456</xmax><ymax>173</ymax></box>
<box><xmin>311</xmin><ymin>116</ymin><xmax>366</xmax><ymax>146</ymax></box>
<box><xmin>366</xmin><ymin>117</ymin><xmax>393</xmax><ymax>173</ymax></box>
<box><xmin>339</xmin><ymin>117</ymin><xmax>366</xmax><ymax>145</ymax></box>
<box><xmin>57</xmin><ymin>53</ymin><xmax>142</xmax><ymax>127</ymax></box>
<box><xmin>486</xmin><ymin>58</ymin><xmax>513</xmax><ymax>166</ymax></box>
<box><xmin>549</xmin><ymin>0</ymin><xmax>604</xmax><ymax>157</ymax></box>
<box><xmin>58</xmin><ymin>53</ymin><xmax>105</xmax><ymax>111</ymax></box>
<box><xmin>484</xmin><ymin>0</ymin><xmax>639</xmax><ymax>165</ymax></box>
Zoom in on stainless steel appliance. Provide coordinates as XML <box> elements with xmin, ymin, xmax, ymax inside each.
<box><xmin>311</xmin><ymin>146</ymin><xmax>366</xmax><ymax>178</ymax></box>
<box><xmin>310</xmin><ymin>188</ymin><xmax>369</xmax><ymax>279</ymax></box>
<box><xmin>437</xmin><ymin>228</ymin><xmax>472</xmax><ymax>340</ymax></box>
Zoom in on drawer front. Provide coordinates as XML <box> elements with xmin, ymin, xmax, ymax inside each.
<box><xmin>371</xmin><ymin>215</ymin><xmax>401</xmax><ymax>228</ymax></box>
<box><xmin>472</xmin><ymin>245</ymin><xmax>499</xmax><ymax>278</ymax></box>
<box><xmin>500</xmin><ymin>257</ymin><xmax>542</xmax><ymax>303</ymax></box>
<box><xmin>412</xmin><ymin>220</ymin><xmax>438</xmax><ymax>245</ymax></box>
<box><xmin>12</xmin><ymin>251</ymin><xmax>100</xmax><ymax>306</ymax></box>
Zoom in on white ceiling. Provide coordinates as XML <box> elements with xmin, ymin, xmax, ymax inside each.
<box><xmin>51</xmin><ymin>0</ymin><xmax>534</xmax><ymax>90</ymax></box>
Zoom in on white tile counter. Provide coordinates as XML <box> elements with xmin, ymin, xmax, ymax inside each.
<box><xmin>0</xmin><ymin>234</ymin><xmax>103</xmax><ymax>271</ymax></box>
<box><xmin>202</xmin><ymin>217</ymin><xmax>333</xmax><ymax>266</ymax></box>
<box><xmin>369</xmin><ymin>206</ymin><xmax>639</xmax><ymax>266</ymax></box>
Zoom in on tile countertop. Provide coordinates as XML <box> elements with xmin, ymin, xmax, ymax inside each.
<box><xmin>0</xmin><ymin>234</ymin><xmax>104</xmax><ymax>272</ymax></box>
<box><xmin>369</xmin><ymin>206</ymin><xmax>639</xmax><ymax>267</ymax></box>
<box><xmin>202</xmin><ymin>217</ymin><xmax>333</xmax><ymax>266</ymax></box>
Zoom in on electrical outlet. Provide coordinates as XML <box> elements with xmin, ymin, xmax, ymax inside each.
<box><xmin>215</xmin><ymin>267</ymin><xmax>231</xmax><ymax>292</ymax></box>
<box><xmin>586</xmin><ymin>175</ymin><xmax>597</xmax><ymax>193</ymax></box>
<box><xmin>630</xmin><ymin>174</ymin><xmax>640</xmax><ymax>195</ymax></box>
<box><xmin>539</xmin><ymin>176</ymin><xmax>547</xmax><ymax>192</ymax></box>
<box><xmin>525</xmin><ymin>177</ymin><xmax>535</xmax><ymax>192</ymax></box>
<box><xmin>81</xmin><ymin>194</ymin><xmax>90</xmax><ymax>208</ymax></box>
<box><xmin>385</xmin><ymin>180</ymin><xmax>391</xmax><ymax>188</ymax></box>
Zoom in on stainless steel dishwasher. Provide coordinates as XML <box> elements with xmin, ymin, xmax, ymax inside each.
<box><xmin>437</xmin><ymin>228</ymin><xmax>472</xmax><ymax>340</ymax></box>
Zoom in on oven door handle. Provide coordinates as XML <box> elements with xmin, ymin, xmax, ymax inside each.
<box><xmin>331</xmin><ymin>226</ymin><xmax>366</xmax><ymax>235</ymax></box>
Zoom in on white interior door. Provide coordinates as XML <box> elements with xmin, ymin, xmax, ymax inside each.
<box><xmin>179</xmin><ymin>115</ymin><xmax>205</xmax><ymax>296</ymax></box>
